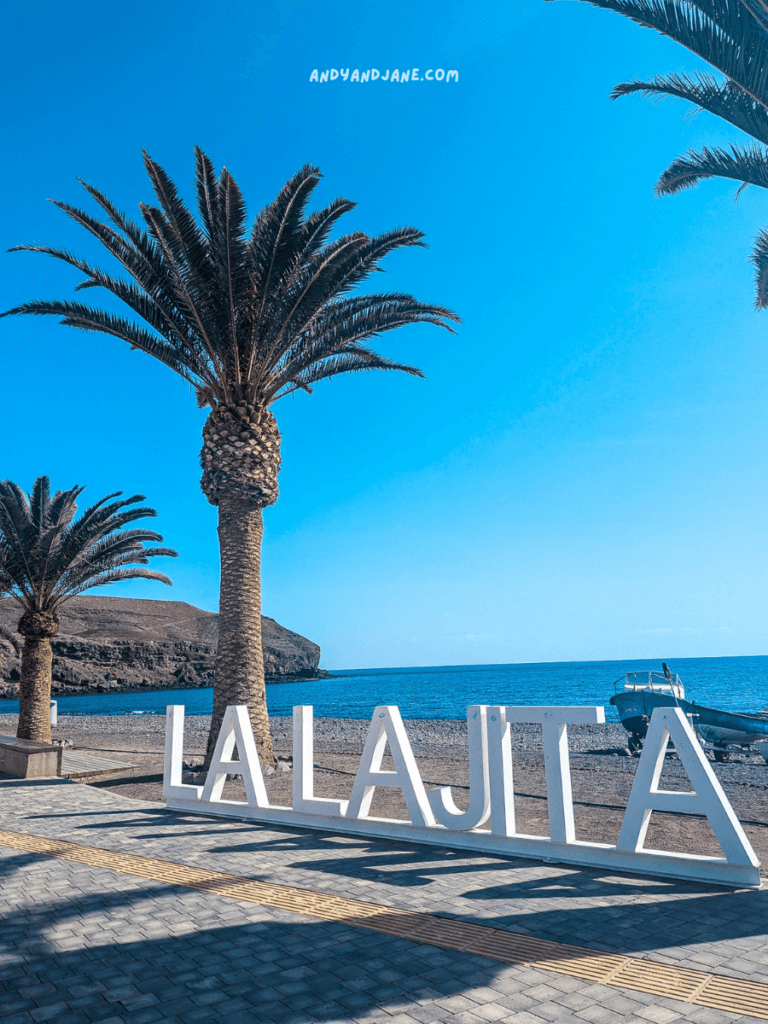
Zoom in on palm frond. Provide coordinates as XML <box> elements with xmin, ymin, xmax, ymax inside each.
<box><xmin>248</xmin><ymin>231</ymin><xmax>370</xmax><ymax>382</ymax></box>
<box><xmin>39</xmin><ymin>200</ymin><xmax>191</xmax><ymax>329</ymax></box>
<box><xmin>1</xmin><ymin>299</ymin><xmax>201</xmax><ymax>383</ymax></box>
<box><xmin>0</xmin><ymin>626</ymin><xmax>21</xmax><ymax>658</ymax></box>
<box><xmin>4</xmin><ymin>149</ymin><xmax>458</xmax><ymax>414</ymax></box>
<box><xmin>0</xmin><ymin>477</ymin><xmax>176</xmax><ymax>615</ymax></box>
<box><xmin>276</xmin><ymin>348</ymin><xmax>425</xmax><ymax>399</ymax></box>
<box><xmin>246</xmin><ymin>164</ymin><xmax>323</xmax><ymax>351</ymax></box>
<box><xmin>297</xmin><ymin>197</ymin><xmax>357</xmax><ymax>259</ymax></box>
<box><xmin>59</xmin><ymin>568</ymin><xmax>174</xmax><ymax>601</ymax></box>
<box><xmin>612</xmin><ymin>72</ymin><xmax>768</xmax><ymax>145</ymax></box>
<box><xmin>142</xmin><ymin>150</ymin><xmax>213</xmax><ymax>280</ymax></box>
<box><xmin>194</xmin><ymin>146</ymin><xmax>221</xmax><ymax>246</ymax></box>
<box><xmin>30</xmin><ymin>476</ymin><xmax>51</xmax><ymax>537</ymax></box>
<box><xmin>742</xmin><ymin>0</ymin><xmax>768</xmax><ymax>35</ymax></box>
<box><xmin>751</xmin><ymin>226</ymin><xmax>768</xmax><ymax>306</ymax></box>
<box><xmin>266</xmin><ymin>294</ymin><xmax>459</xmax><ymax>399</ymax></box>
<box><xmin>7</xmin><ymin>244</ymin><xmax>210</xmax><ymax>368</ymax></box>
<box><xmin>656</xmin><ymin>142</ymin><xmax>768</xmax><ymax>193</ymax></box>
<box><xmin>567</xmin><ymin>0</ymin><xmax>768</xmax><ymax>309</ymax></box>
<box><xmin>257</xmin><ymin>229</ymin><xmax>431</xmax><ymax>383</ymax></box>
<box><xmin>137</xmin><ymin>200</ymin><xmax>232</xmax><ymax>398</ymax></box>
<box><xmin>76</xmin><ymin>179</ymin><xmax>160</xmax><ymax>265</ymax></box>
<box><xmin>215</xmin><ymin>168</ymin><xmax>250</xmax><ymax>390</ymax></box>
<box><xmin>576</xmin><ymin>0</ymin><xmax>768</xmax><ymax>114</ymax></box>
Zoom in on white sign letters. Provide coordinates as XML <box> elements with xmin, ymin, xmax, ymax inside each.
<box><xmin>430</xmin><ymin>705</ymin><xmax>490</xmax><ymax>831</ymax></box>
<box><xmin>163</xmin><ymin>703</ymin><xmax>761</xmax><ymax>888</ymax></box>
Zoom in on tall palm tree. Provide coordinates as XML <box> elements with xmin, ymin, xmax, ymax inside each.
<box><xmin>1</xmin><ymin>149</ymin><xmax>459</xmax><ymax>767</ymax></box>
<box><xmin>0</xmin><ymin>476</ymin><xmax>176</xmax><ymax>743</ymax></box>
<box><xmin>565</xmin><ymin>0</ymin><xmax>768</xmax><ymax>304</ymax></box>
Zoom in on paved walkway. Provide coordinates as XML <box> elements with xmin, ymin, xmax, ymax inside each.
<box><xmin>0</xmin><ymin>778</ymin><xmax>766</xmax><ymax>1024</ymax></box>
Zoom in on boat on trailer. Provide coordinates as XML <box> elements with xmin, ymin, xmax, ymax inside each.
<box><xmin>610</xmin><ymin>663</ymin><xmax>768</xmax><ymax>763</ymax></box>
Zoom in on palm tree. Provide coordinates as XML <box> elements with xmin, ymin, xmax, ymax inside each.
<box><xmin>1</xmin><ymin>149</ymin><xmax>460</xmax><ymax>767</ymax></box>
<box><xmin>0</xmin><ymin>476</ymin><xmax>176</xmax><ymax>743</ymax></box>
<box><xmin>565</xmin><ymin>0</ymin><xmax>768</xmax><ymax>304</ymax></box>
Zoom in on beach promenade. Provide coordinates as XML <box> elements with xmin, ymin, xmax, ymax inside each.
<box><xmin>0</xmin><ymin>777</ymin><xmax>766</xmax><ymax>1024</ymax></box>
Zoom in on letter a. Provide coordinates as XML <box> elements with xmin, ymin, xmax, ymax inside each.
<box><xmin>347</xmin><ymin>706</ymin><xmax>435</xmax><ymax>826</ymax></box>
<box><xmin>617</xmin><ymin>707</ymin><xmax>758</xmax><ymax>868</ymax></box>
<box><xmin>430</xmin><ymin>706</ymin><xmax>490</xmax><ymax>830</ymax></box>
<box><xmin>201</xmin><ymin>705</ymin><xmax>269</xmax><ymax>807</ymax></box>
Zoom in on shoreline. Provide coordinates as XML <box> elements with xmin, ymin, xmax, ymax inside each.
<box><xmin>0</xmin><ymin>672</ymin><xmax>336</xmax><ymax>702</ymax></box>
<box><xmin>0</xmin><ymin>712</ymin><xmax>631</xmax><ymax>755</ymax></box>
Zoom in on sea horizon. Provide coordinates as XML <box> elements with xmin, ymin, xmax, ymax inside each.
<box><xmin>324</xmin><ymin>652</ymin><xmax>768</xmax><ymax>674</ymax></box>
<box><xmin>1</xmin><ymin>654</ymin><xmax>766</xmax><ymax>721</ymax></box>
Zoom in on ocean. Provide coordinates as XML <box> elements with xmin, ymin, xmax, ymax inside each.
<box><xmin>1</xmin><ymin>655</ymin><xmax>767</xmax><ymax>720</ymax></box>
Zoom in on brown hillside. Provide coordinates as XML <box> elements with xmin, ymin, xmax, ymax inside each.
<box><xmin>0</xmin><ymin>596</ymin><xmax>327</xmax><ymax>697</ymax></box>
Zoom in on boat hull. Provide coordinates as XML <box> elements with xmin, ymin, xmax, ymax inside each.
<box><xmin>611</xmin><ymin>691</ymin><xmax>768</xmax><ymax>747</ymax></box>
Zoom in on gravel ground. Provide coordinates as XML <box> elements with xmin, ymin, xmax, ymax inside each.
<box><xmin>2</xmin><ymin>713</ymin><xmax>767</xmax><ymax>863</ymax></box>
<box><xmin>0</xmin><ymin>713</ymin><xmax>667</xmax><ymax>756</ymax></box>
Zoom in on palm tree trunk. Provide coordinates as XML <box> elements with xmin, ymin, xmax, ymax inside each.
<box><xmin>205</xmin><ymin>495</ymin><xmax>275</xmax><ymax>769</ymax></box>
<box><xmin>17</xmin><ymin>637</ymin><xmax>53</xmax><ymax>744</ymax></box>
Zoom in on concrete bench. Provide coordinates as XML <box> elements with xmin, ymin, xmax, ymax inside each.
<box><xmin>0</xmin><ymin>735</ymin><xmax>63</xmax><ymax>779</ymax></box>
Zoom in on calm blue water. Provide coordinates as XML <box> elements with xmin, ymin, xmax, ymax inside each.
<box><xmin>1</xmin><ymin>656</ymin><xmax>767</xmax><ymax>720</ymax></box>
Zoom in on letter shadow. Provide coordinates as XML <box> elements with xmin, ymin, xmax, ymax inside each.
<box><xmin>209</xmin><ymin>829</ymin><xmax>768</xmax><ymax>957</ymax></box>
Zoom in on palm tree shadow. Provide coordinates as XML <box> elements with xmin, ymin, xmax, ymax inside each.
<box><xmin>4</xmin><ymin>807</ymin><xmax>764</xmax><ymax>975</ymax></box>
<box><xmin>0</xmin><ymin>865</ymin><xmax>510</xmax><ymax>1024</ymax></box>
<box><xmin>0</xmin><ymin>848</ymin><xmax>41</xmax><ymax>880</ymax></box>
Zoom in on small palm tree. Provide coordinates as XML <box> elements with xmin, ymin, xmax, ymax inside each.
<box><xmin>1</xmin><ymin>149</ymin><xmax>460</xmax><ymax>766</ymax></box>
<box><xmin>566</xmin><ymin>0</ymin><xmax>768</xmax><ymax>304</ymax></box>
<box><xmin>0</xmin><ymin>477</ymin><xmax>177</xmax><ymax>743</ymax></box>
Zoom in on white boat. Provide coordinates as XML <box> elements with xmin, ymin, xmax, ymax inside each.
<box><xmin>611</xmin><ymin>663</ymin><xmax>768</xmax><ymax>763</ymax></box>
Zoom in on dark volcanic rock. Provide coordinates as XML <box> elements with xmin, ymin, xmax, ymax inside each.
<box><xmin>0</xmin><ymin>596</ymin><xmax>331</xmax><ymax>698</ymax></box>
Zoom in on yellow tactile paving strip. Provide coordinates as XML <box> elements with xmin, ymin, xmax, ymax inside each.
<box><xmin>0</xmin><ymin>828</ymin><xmax>766</xmax><ymax>1018</ymax></box>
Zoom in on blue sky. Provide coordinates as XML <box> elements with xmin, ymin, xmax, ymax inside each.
<box><xmin>2</xmin><ymin>0</ymin><xmax>768</xmax><ymax>669</ymax></box>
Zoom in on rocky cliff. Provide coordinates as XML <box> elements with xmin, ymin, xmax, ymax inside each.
<box><xmin>0</xmin><ymin>596</ymin><xmax>329</xmax><ymax>698</ymax></box>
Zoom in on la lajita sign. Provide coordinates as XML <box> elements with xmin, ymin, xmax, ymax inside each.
<box><xmin>163</xmin><ymin>704</ymin><xmax>762</xmax><ymax>888</ymax></box>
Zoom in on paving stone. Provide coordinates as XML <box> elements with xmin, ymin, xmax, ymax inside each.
<box><xmin>524</xmin><ymin>985</ymin><xmax>564</xmax><ymax>1002</ymax></box>
<box><xmin>682</xmin><ymin>1011</ymin><xmax>738</xmax><ymax>1024</ymax></box>
<box><xmin>635</xmin><ymin>1008</ymin><xmax>684</xmax><ymax>1024</ymax></box>
<box><xmin>437</xmin><ymin>995</ymin><xmax>482</xmax><ymax>1013</ymax></box>
<box><xmin>30</xmin><ymin>1002</ymin><xmax>71</xmax><ymax>1022</ymax></box>
<box><xmin>574</xmin><ymin>1006</ymin><xmax>626</xmax><ymax>1024</ymax></box>
<box><xmin>444</xmin><ymin>1012</ymin><xmax>488</xmax><ymax>1024</ymax></box>
<box><xmin>0</xmin><ymin>781</ymin><xmax>765</xmax><ymax>1024</ymax></box>
<box><xmin>531</xmin><ymin>1000</ymin><xmax>581</xmax><ymax>1021</ymax></box>
<box><xmin>499</xmin><ymin>1012</ymin><xmax>555</xmax><ymax>1024</ymax></box>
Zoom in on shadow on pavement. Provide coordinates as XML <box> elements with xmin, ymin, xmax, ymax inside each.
<box><xmin>0</xmin><ymin>867</ymin><xmax>511</xmax><ymax>1024</ymax></box>
<box><xmin>5</xmin><ymin>809</ymin><xmax>767</xmax><ymax>965</ymax></box>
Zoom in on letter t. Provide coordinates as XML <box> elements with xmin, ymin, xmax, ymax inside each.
<box><xmin>502</xmin><ymin>706</ymin><xmax>604</xmax><ymax>843</ymax></box>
